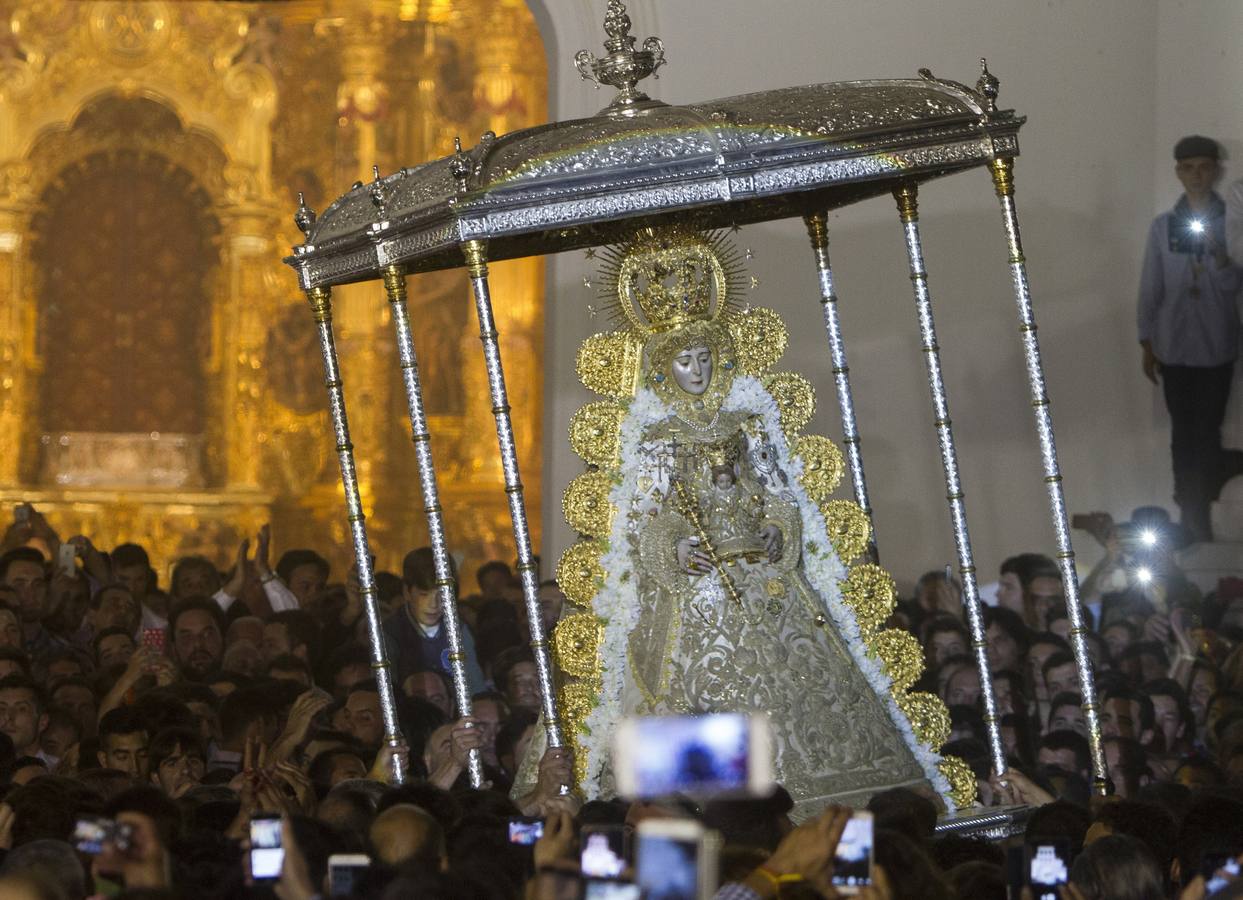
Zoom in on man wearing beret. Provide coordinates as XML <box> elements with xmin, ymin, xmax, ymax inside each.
<box><xmin>1138</xmin><ymin>135</ymin><xmax>1243</xmax><ymax>542</ymax></box>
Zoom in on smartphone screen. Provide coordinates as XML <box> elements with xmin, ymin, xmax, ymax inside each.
<box><xmin>1027</xmin><ymin>840</ymin><xmax>1070</xmax><ymax>900</ymax></box>
<box><xmin>831</xmin><ymin>812</ymin><xmax>873</xmax><ymax>891</ymax></box>
<box><xmin>1204</xmin><ymin>853</ymin><xmax>1241</xmax><ymax>896</ymax></box>
<box><xmin>615</xmin><ymin>712</ymin><xmax>771</xmax><ymax>798</ymax></box>
<box><xmin>57</xmin><ymin>544</ymin><xmax>77</xmax><ymax>577</ymax></box>
<box><xmin>328</xmin><ymin>855</ymin><xmax>370</xmax><ymax>897</ymax></box>
<box><xmin>73</xmin><ymin>817</ymin><xmax>113</xmax><ymax>855</ymax></box>
<box><xmin>141</xmin><ymin>627</ymin><xmax>166</xmax><ymax>654</ymax></box>
<box><xmin>250</xmin><ymin>816</ymin><xmax>284</xmax><ymax>881</ymax></box>
<box><xmin>581</xmin><ymin>825</ymin><xmax>628</xmax><ymax>878</ymax></box>
<box><xmin>584</xmin><ymin>881</ymin><xmax>642</xmax><ymax>900</ymax></box>
<box><xmin>507</xmin><ymin>817</ymin><xmax>544</xmax><ymax>846</ymax></box>
<box><xmin>636</xmin><ymin>831</ymin><xmax>700</xmax><ymax>900</ymax></box>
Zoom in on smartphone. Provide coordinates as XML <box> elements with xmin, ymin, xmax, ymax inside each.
<box><xmin>581</xmin><ymin>824</ymin><xmax>628</xmax><ymax>878</ymax></box>
<box><xmin>1203</xmin><ymin>852</ymin><xmax>1241</xmax><ymax>896</ymax></box>
<box><xmin>635</xmin><ymin>818</ymin><xmax>720</xmax><ymax>900</ymax></box>
<box><xmin>830</xmin><ymin>811</ymin><xmax>873</xmax><ymax>894</ymax></box>
<box><xmin>328</xmin><ymin>853</ymin><xmax>370</xmax><ymax>897</ymax></box>
<box><xmin>584</xmin><ymin>881</ymin><xmax>642</xmax><ymax>900</ymax></box>
<box><xmin>507</xmin><ymin>816</ymin><xmax>544</xmax><ymax>846</ymax></box>
<box><xmin>57</xmin><ymin>543</ymin><xmax>77</xmax><ymax>577</ymax></box>
<box><xmin>249</xmin><ymin>814</ymin><xmax>285</xmax><ymax>882</ymax></box>
<box><xmin>1026</xmin><ymin>839</ymin><xmax>1071</xmax><ymax>900</ymax></box>
<box><xmin>73</xmin><ymin>816</ymin><xmax>133</xmax><ymax>855</ymax></box>
<box><xmin>613</xmin><ymin>712</ymin><xmax>773</xmax><ymax>799</ymax></box>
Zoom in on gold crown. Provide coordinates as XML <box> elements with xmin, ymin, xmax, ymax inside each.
<box><xmin>599</xmin><ymin>227</ymin><xmax>743</xmax><ymax>335</ymax></box>
<box><xmin>704</xmin><ymin>439</ymin><xmax>740</xmax><ymax>469</ymax></box>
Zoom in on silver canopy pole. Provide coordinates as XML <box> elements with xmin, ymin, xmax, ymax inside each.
<box><xmin>893</xmin><ymin>183</ymin><xmax>1006</xmax><ymax>780</ymax></box>
<box><xmin>989</xmin><ymin>157</ymin><xmax>1107</xmax><ymax>795</ymax></box>
<box><xmin>304</xmin><ymin>285</ymin><xmax>406</xmax><ymax>784</ymax></box>
<box><xmin>382</xmin><ymin>264</ymin><xmax>484</xmax><ymax>788</ymax></box>
<box><xmin>461</xmin><ymin>240</ymin><xmax>565</xmax><ymax>757</ymax></box>
<box><xmin>805</xmin><ymin>212</ymin><xmax>880</xmax><ymax>564</ymax></box>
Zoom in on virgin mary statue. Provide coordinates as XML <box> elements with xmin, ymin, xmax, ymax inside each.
<box><xmin>534</xmin><ymin>227</ymin><xmax>972</xmax><ymax>816</ymax></box>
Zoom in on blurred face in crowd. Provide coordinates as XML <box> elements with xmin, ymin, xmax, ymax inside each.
<box><xmin>403</xmin><ymin>671</ymin><xmax>452</xmax><ymax>718</ymax></box>
<box><xmin>946</xmin><ymin>666</ymin><xmax>981</xmax><ymax>708</ymax></box>
<box><xmin>916</xmin><ymin>577</ymin><xmax>960</xmax><ymax>618</ymax></box>
<box><xmin>504</xmin><ymin>661</ymin><xmax>541</xmax><ymax>713</ymax></box>
<box><xmin>334</xmin><ymin>662</ymin><xmax>370</xmax><ymax>699</ymax></box>
<box><xmin>537</xmin><ymin>583</ymin><xmax>566</xmax><ymax>632</ymax></box>
<box><xmin>472</xmin><ymin>697</ymin><xmax>503</xmax><ymax>766</ymax></box>
<box><xmin>40</xmin><ymin>718</ymin><xmax>77</xmax><ymax>759</ymax></box>
<box><xmin>1175</xmin><ymin>155</ymin><xmax>1220</xmax><ymax>199</ymax></box>
<box><xmin>173</xmin><ymin>561</ymin><xmax>219</xmax><ymax>601</ymax></box>
<box><xmin>1044</xmin><ymin>661</ymin><xmax>1079</xmax><ymax>698</ymax></box>
<box><xmin>287</xmin><ymin>564</ymin><xmax>327</xmax><ymax>606</ymax></box>
<box><xmin>1189</xmin><ymin>667</ymin><xmax>1217</xmax><ymax>726</ymax></box>
<box><xmin>992</xmin><ymin>678</ymin><xmax>1015</xmax><ymax>716</ymax></box>
<box><xmin>186</xmin><ymin>701</ymin><xmax>220</xmax><ymax>745</ymax></box>
<box><xmin>114</xmin><ymin>564</ymin><xmax>152</xmax><ymax>603</ymax></box>
<box><xmin>406</xmin><ymin>587</ymin><xmax>442</xmax><ymax>629</ymax></box>
<box><xmin>1026</xmin><ymin>575</ymin><xmax>1064</xmax><ymax>629</ymax></box>
<box><xmin>501</xmin><ymin>722</ymin><xmax>536</xmax><ymax>776</ymax></box>
<box><xmin>1049</xmin><ymin>703</ymin><xmax>1088</xmax><ymax>738</ymax></box>
<box><xmin>479</xmin><ymin>569</ymin><xmax>511</xmax><ymax>601</ymax></box>
<box><xmin>1102</xmin><ymin>624</ymin><xmax>1134</xmax><ymax>662</ymax></box>
<box><xmin>345</xmin><ymin>688</ymin><xmax>383</xmax><ymax>749</ymax></box>
<box><xmin>996</xmin><ymin>572</ymin><xmax>1024</xmax><ymax>616</ymax></box>
<box><xmin>985</xmin><ymin>621</ymin><xmax>1020</xmax><ymax>672</ymax></box>
<box><xmin>1100</xmin><ymin>697</ymin><xmax>1149</xmax><ymax>744</ymax></box>
<box><xmin>52</xmin><ymin>683</ymin><xmax>96</xmax><ymax>736</ymax></box>
<box><xmin>4</xmin><ymin>559</ymin><xmax>47</xmax><ymax>623</ymax></box>
<box><xmin>0</xmin><ymin>607</ymin><xmax>21</xmax><ymax>649</ymax></box>
<box><xmin>98</xmin><ymin>731</ymin><xmax>148</xmax><ymax>778</ymax></box>
<box><xmin>97</xmin><ymin>632</ymin><xmax>136</xmax><ymax>671</ymax></box>
<box><xmin>223</xmin><ymin>640</ymin><xmax>263</xmax><ymax>679</ymax></box>
<box><xmin>153</xmin><ymin>742</ymin><xmax>204</xmax><ymax>798</ymax></box>
<box><xmin>261</xmin><ymin>622</ymin><xmax>297</xmax><ymax>662</ymax></box>
<box><xmin>926</xmin><ymin>629</ymin><xmax>965</xmax><ymax>668</ymax></box>
<box><xmin>1037</xmin><ymin>745</ymin><xmax>1083</xmax><ymax>778</ymax></box>
<box><xmin>0</xmin><ymin>659</ymin><xmax>23</xmax><ymax>680</ymax></box>
<box><xmin>95</xmin><ymin>587</ymin><xmax>141</xmax><ymax>634</ymax></box>
<box><xmin>1027</xmin><ymin>642</ymin><xmax>1062</xmax><ymax>697</ymax></box>
<box><xmin>1150</xmin><ymin>694</ymin><xmax>1186</xmax><ymax>751</ymax></box>
<box><xmin>226</xmin><ymin>617</ymin><xmax>263</xmax><ymax>649</ymax></box>
<box><xmin>173</xmin><ymin>609</ymin><xmax>224</xmax><ymax>680</ymax></box>
<box><xmin>0</xmin><ymin>686</ymin><xmax>45</xmax><ymax>755</ymax></box>
<box><xmin>47</xmin><ymin>656</ymin><xmax>83</xmax><ymax>681</ymax></box>
<box><xmin>327</xmin><ymin>751</ymin><xmax>367</xmax><ymax>786</ymax></box>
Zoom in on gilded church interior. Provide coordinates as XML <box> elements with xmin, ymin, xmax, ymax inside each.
<box><xmin>0</xmin><ymin>0</ymin><xmax>547</xmax><ymax>581</ymax></box>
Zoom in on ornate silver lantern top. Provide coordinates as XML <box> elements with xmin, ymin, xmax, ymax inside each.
<box><xmin>286</xmin><ymin>2</ymin><xmax>1022</xmax><ymax>289</ymax></box>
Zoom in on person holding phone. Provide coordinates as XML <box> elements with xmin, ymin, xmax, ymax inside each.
<box><xmin>1137</xmin><ymin>135</ymin><xmax>1243</xmax><ymax>543</ymax></box>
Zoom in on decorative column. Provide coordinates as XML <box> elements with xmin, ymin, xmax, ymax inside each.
<box><xmin>893</xmin><ymin>182</ymin><xmax>1007</xmax><ymax>779</ymax></box>
<box><xmin>990</xmin><ymin>157</ymin><xmax>1106</xmax><ymax>794</ymax></box>
<box><xmin>0</xmin><ymin>162</ymin><xmax>35</xmax><ymax>485</ymax></box>
<box><xmin>463</xmin><ymin>240</ymin><xmax>564</xmax><ymax>755</ymax></box>
<box><xmin>804</xmin><ymin>212</ymin><xmax>879</xmax><ymax>563</ymax></box>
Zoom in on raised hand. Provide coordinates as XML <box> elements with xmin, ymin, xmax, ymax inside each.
<box><xmin>222</xmin><ymin>538</ymin><xmax>251</xmax><ymax>598</ymax></box>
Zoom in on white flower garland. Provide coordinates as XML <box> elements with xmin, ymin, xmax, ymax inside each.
<box><xmin>578</xmin><ymin>376</ymin><xmax>954</xmax><ymax>810</ymax></box>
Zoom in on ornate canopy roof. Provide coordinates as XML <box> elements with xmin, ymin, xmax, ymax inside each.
<box><xmin>286</xmin><ymin>4</ymin><xmax>1023</xmax><ymax>288</ymax></box>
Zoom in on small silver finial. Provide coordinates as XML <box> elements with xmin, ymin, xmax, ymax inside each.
<box><xmin>294</xmin><ymin>191</ymin><xmax>316</xmax><ymax>238</ymax></box>
<box><xmin>574</xmin><ymin>0</ymin><xmax>666</xmax><ymax>115</ymax></box>
<box><xmin>369</xmin><ymin>168</ymin><xmax>387</xmax><ymax>218</ymax></box>
<box><xmin>976</xmin><ymin>58</ymin><xmax>999</xmax><ymax>113</ymax></box>
<box><xmin>450</xmin><ymin>136</ymin><xmax>471</xmax><ymax>193</ymax></box>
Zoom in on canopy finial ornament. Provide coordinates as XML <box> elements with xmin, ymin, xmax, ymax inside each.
<box><xmin>294</xmin><ymin>192</ymin><xmax>316</xmax><ymax>238</ymax></box>
<box><xmin>574</xmin><ymin>0</ymin><xmax>666</xmax><ymax>116</ymax></box>
<box><xmin>370</xmin><ymin>165</ymin><xmax>388</xmax><ymax>218</ymax></box>
<box><xmin>976</xmin><ymin>58</ymin><xmax>999</xmax><ymax>112</ymax></box>
<box><xmin>450</xmin><ymin>136</ymin><xmax>471</xmax><ymax>194</ymax></box>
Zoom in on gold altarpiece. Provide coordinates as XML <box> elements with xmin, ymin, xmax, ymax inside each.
<box><xmin>0</xmin><ymin>0</ymin><xmax>546</xmax><ymax>581</ymax></box>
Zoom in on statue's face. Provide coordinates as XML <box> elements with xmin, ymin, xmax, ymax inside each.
<box><xmin>671</xmin><ymin>344</ymin><xmax>713</xmax><ymax>395</ymax></box>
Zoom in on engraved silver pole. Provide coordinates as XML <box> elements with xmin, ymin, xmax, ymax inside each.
<box><xmin>893</xmin><ymin>183</ymin><xmax>1006</xmax><ymax>779</ymax></box>
<box><xmin>989</xmin><ymin>158</ymin><xmax>1106</xmax><ymax>794</ymax></box>
<box><xmin>805</xmin><ymin>212</ymin><xmax>879</xmax><ymax>564</ymax></box>
<box><xmin>383</xmin><ymin>265</ymin><xmax>484</xmax><ymax>788</ymax></box>
<box><xmin>305</xmin><ymin>285</ymin><xmax>406</xmax><ymax>784</ymax></box>
<box><xmin>461</xmin><ymin>240</ymin><xmax>565</xmax><ymax>755</ymax></box>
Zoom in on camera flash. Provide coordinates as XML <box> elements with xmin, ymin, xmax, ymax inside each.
<box><xmin>1189</xmin><ymin>219</ymin><xmax>1206</xmax><ymax>234</ymax></box>
<box><xmin>1140</xmin><ymin>529</ymin><xmax>1158</xmax><ymax>548</ymax></box>
<box><xmin>1136</xmin><ymin>566</ymin><xmax>1154</xmax><ymax>585</ymax></box>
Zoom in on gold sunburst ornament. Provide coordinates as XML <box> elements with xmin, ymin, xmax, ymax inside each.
<box><xmin>939</xmin><ymin>755</ymin><xmax>979</xmax><ymax>808</ymax></box>
<box><xmin>794</xmin><ymin>434</ymin><xmax>845</xmax><ymax>501</ymax></box>
<box><xmin>552</xmin><ymin>613</ymin><xmax>605</xmax><ymax>678</ymax></box>
<box><xmin>841</xmin><ymin>562</ymin><xmax>897</xmax><ymax>634</ymax></box>
<box><xmin>823</xmin><ymin>499</ymin><xmax>872</xmax><ymax>563</ymax></box>
<box><xmin>868</xmin><ymin>627</ymin><xmax>924</xmax><ymax>694</ymax></box>
<box><xmin>897</xmin><ymin>691</ymin><xmax>952</xmax><ymax>750</ymax></box>
<box><xmin>556</xmin><ymin>542</ymin><xmax>606</xmax><ymax>609</ymax></box>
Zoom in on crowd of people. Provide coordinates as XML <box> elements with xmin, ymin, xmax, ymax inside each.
<box><xmin>0</xmin><ymin>499</ymin><xmax>1241</xmax><ymax>900</ymax></box>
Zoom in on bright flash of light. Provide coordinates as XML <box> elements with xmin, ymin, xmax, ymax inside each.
<box><xmin>1141</xmin><ymin>529</ymin><xmax>1158</xmax><ymax>548</ymax></box>
<box><xmin>1136</xmin><ymin>567</ymin><xmax>1154</xmax><ymax>584</ymax></box>
<box><xmin>1190</xmin><ymin>219</ymin><xmax>1206</xmax><ymax>234</ymax></box>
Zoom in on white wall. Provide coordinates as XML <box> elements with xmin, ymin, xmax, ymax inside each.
<box><xmin>530</xmin><ymin>0</ymin><xmax>1194</xmax><ymax>590</ymax></box>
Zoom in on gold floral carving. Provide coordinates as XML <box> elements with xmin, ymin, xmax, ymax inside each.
<box><xmin>823</xmin><ymin>499</ymin><xmax>872</xmax><ymax>564</ymax></box>
<box><xmin>562</xmin><ymin>470</ymin><xmax>616</xmax><ymax>538</ymax></box>
<box><xmin>840</xmin><ymin>561</ymin><xmax>897</xmax><ymax>634</ymax></box>
<box><xmin>568</xmin><ymin>401</ymin><xmax>625</xmax><ymax>468</ymax></box>
<box><xmin>896</xmin><ymin>691</ymin><xmax>951</xmax><ymax>750</ymax></box>
<box><xmin>576</xmin><ymin>331</ymin><xmax>642</xmax><ymax>399</ymax></box>
<box><xmin>555</xmin><ymin>541</ymin><xmax>606</xmax><ymax>609</ymax></box>
<box><xmin>939</xmin><ymin>755</ymin><xmax>979</xmax><ymax>808</ymax></box>
<box><xmin>794</xmin><ymin>435</ymin><xmax>845</xmax><ymax>501</ymax></box>
<box><xmin>552</xmin><ymin>613</ymin><xmax>605</xmax><ymax>678</ymax></box>
<box><xmin>868</xmin><ymin>627</ymin><xmax>923</xmax><ymax>694</ymax></box>
<box><xmin>728</xmin><ymin>306</ymin><xmax>789</xmax><ymax>374</ymax></box>
<box><xmin>762</xmin><ymin>372</ymin><xmax>816</xmax><ymax>439</ymax></box>
<box><xmin>558</xmin><ymin>678</ymin><xmax>600</xmax><ymax>735</ymax></box>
